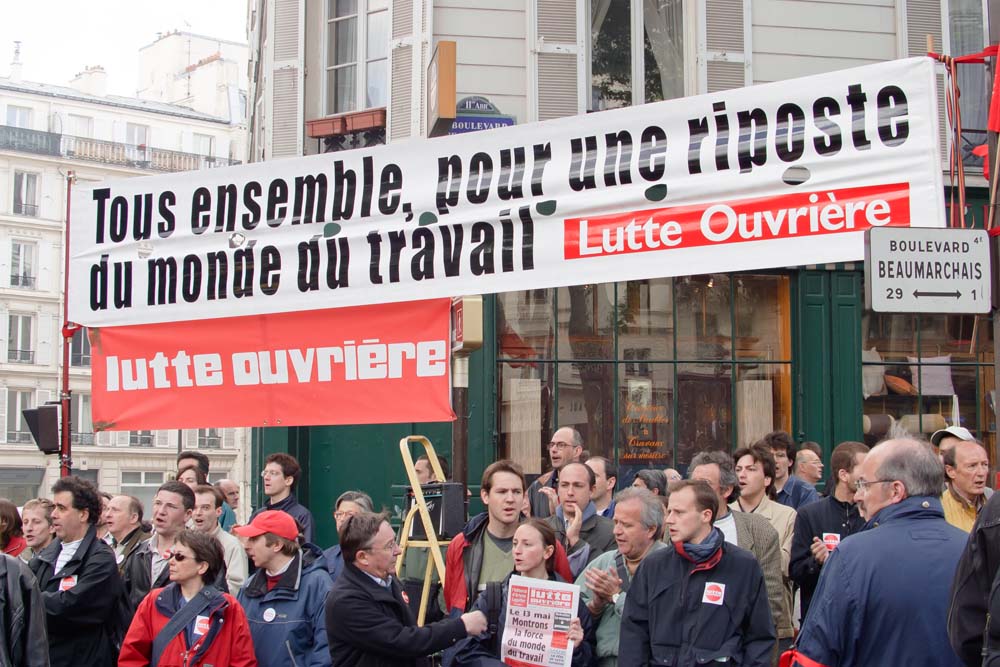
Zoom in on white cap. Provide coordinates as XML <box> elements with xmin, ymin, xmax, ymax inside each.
<box><xmin>930</xmin><ymin>426</ymin><xmax>975</xmax><ymax>447</ymax></box>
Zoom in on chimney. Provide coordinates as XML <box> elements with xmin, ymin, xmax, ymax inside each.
<box><xmin>69</xmin><ymin>65</ymin><xmax>107</xmax><ymax>96</ymax></box>
<box><xmin>9</xmin><ymin>41</ymin><xmax>21</xmax><ymax>81</ymax></box>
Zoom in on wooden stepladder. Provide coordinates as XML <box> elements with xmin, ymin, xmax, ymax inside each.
<box><xmin>395</xmin><ymin>435</ymin><xmax>450</xmax><ymax>626</ymax></box>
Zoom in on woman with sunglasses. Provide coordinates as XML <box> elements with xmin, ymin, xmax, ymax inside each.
<box><xmin>444</xmin><ymin>519</ymin><xmax>594</xmax><ymax>666</ymax></box>
<box><xmin>119</xmin><ymin>529</ymin><xmax>257</xmax><ymax>667</ymax></box>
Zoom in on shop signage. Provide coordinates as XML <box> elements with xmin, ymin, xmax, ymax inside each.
<box><xmin>864</xmin><ymin>227</ymin><xmax>991</xmax><ymax>313</ymax></box>
<box><xmin>89</xmin><ymin>299</ymin><xmax>455</xmax><ymax>429</ymax></box>
<box><xmin>69</xmin><ymin>57</ymin><xmax>944</xmax><ymax>328</ymax></box>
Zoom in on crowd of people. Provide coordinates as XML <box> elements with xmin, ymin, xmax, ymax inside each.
<box><xmin>0</xmin><ymin>427</ymin><xmax>996</xmax><ymax>666</ymax></box>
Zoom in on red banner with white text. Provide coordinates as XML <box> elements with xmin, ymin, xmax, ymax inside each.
<box><xmin>89</xmin><ymin>300</ymin><xmax>455</xmax><ymax>430</ymax></box>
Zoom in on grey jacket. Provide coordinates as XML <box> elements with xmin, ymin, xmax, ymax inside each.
<box><xmin>732</xmin><ymin>510</ymin><xmax>791</xmax><ymax>640</ymax></box>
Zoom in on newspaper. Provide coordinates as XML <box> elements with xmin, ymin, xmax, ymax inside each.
<box><xmin>500</xmin><ymin>575</ymin><xmax>580</xmax><ymax>667</ymax></box>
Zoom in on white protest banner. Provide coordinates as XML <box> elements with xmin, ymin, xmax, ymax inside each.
<box><xmin>500</xmin><ymin>575</ymin><xmax>580</xmax><ymax>667</ymax></box>
<box><xmin>68</xmin><ymin>57</ymin><xmax>944</xmax><ymax>327</ymax></box>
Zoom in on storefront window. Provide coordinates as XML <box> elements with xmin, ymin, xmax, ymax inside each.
<box><xmin>862</xmin><ymin>311</ymin><xmax>995</xmax><ymax>457</ymax></box>
<box><xmin>496</xmin><ymin>274</ymin><xmax>793</xmax><ymax>478</ymax></box>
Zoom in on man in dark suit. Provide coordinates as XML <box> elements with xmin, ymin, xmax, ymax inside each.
<box><xmin>325</xmin><ymin>512</ymin><xmax>487</xmax><ymax>667</ymax></box>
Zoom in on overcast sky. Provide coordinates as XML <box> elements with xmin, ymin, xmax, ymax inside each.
<box><xmin>3</xmin><ymin>1</ymin><xmax>247</xmax><ymax>96</ymax></box>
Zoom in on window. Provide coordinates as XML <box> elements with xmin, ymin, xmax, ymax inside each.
<box><xmin>10</xmin><ymin>241</ymin><xmax>35</xmax><ymax>289</ymax></box>
<box><xmin>951</xmin><ymin>0</ymin><xmax>989</xmax><ymax>171</ymax></box>
<box><xmin>589</xmin><ymin>0</ymin><xmax>684</xmax><ymax>110</ymax></box>
<box><xmin>197</xmin><ymin>428</ymin><xmax>221</xmax><ymax>449</ymax></box>
<box><xmin>70</xmin><ymin>329</ymin><xmax>91</xmax><ymax>366</ymax></box>
<box><xmin>68</xmin><ymin>114</ymin><xmax>93</xmax><ymax>138</ymax></box>
<box><xmin>325</xmin><ymin>0</ymin><xmax>388</xmax><ymax>116</ymax></box>
<box><xmin>862</xmin><ymin>310</ymin><xmax>995</xmax><ymax>456</ymax></box>
<box><xmin>497</xmin><ymin>275</ymin><xmax>793</xmax><ymax>475</ymax></box>
<box><xmin>5</xmin><ymin>105</ymin><xmax>32</xmax><ymax>129</ymax></box>
<box><xmin>13</xmin><ymin>171</ymin><xmax>38</xmax><ymax>217</ymax></box>
<box><xmin>7</xmin><ymin>314</ymin><xmax>33</xmax><ymax>363</ymax></box>
<box><xmin>129</xmin><ymin>431</ymin><xmax>153</xmax><ymax>447</ymax></box>
<box><xmin>126</xmin><ymin>123</ymin><xmax>150</xmax><ymax>163</ymax></box>
<box><xmin>121</xmin><ymin>471</ymin><xmax>165</xmax><ymax>511</ymax></box>
<box><xmin>6</xmin><ymin>390</ymin><xmax>33</xmax><ymax>442</ymax></box>
<box><xmin>70</xmin><ymin>393</ymin><xmax>93</xmax><ymax>445</ymax></box>
<box><xmin>193</xmin><ymin>133</ymin><xmax>215</xmax><ymax>158</ymax></box>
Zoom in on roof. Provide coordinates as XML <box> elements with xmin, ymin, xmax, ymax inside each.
<box><xmin>0</xmin><ymin>77</ymin><xmax>235</xmax><ymax>125</ymax></box>
<box><xmin>139</xmin><ymin>30</ymin><xmax>248</xmax><ymax>52</ymax></box>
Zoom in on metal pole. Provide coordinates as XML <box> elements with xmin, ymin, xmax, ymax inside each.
<box><xmin>990</xmin><ymin>1</ymin><xmax>1000</xmax><ymax>468</ymax></box>
<box><xmin>452</xmin><ymin>355</ymin><xmax>469</xmax><ymax>491</ymax></box>
<box><xmin>60</xmin><ymin>172</ymin><xmax>75</xmax><ymax>477</ymax></box>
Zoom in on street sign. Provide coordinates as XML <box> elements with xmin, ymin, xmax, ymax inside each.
<box><xmin>865</xmin><ymin>227</ymin><xmax>991</xmax><ymax>314</ymax></box>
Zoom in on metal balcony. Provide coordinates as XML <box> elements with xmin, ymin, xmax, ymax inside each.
<box><xmin>9</xmin><ymin>274</ymin><xmax>34</xmax><ymax>289</ymax></box>
<box><xmin>0</xmin><ymin>124</ymin><xmax>240</xmax><ymax>172</ymax></box>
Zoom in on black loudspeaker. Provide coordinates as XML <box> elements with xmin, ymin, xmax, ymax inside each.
<box><xmin>23</xmin><ymin>402</ymin><xmax>61</xmax><ymax>454</ymax></box>
<box><xmin>406</xmin><ymin>482</ymin><xmax>467</xmax><ymax>540</ymax></box>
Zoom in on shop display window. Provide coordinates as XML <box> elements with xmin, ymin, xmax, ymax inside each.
<box><xmin>862</xmin><ymin>310</ymin><xmax>995</xmax><ymax>456</ymax></box>
<box><xmin>496</xmin><ymin>274</ymin><xmax>793</xmax><ymax>478</ymax></box>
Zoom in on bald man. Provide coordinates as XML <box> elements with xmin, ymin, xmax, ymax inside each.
<box><xmin>527</xmin><ymin>426</ymin><xmax>584</xmax><ymax>518</ymax></box>
<box><xmin>795</xmin><ymin>439</ymin><xmax>965</xmax><ymax>667</ymax></box>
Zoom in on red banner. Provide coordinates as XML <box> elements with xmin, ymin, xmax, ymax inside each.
<box><xmin>90</xmin><ymin>300</ymin><xmax>455</xmax><ymax>430</ymax></box>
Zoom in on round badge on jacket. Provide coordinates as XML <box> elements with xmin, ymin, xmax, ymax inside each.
<box><xmin>263</xmin><ymin>608</ymin><xmax>276</xmax><ymax>622</ymax></box>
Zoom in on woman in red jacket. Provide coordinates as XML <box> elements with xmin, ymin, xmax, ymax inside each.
<box><xmin>119</xmin><ymin>529</ymin><xmax>257</xmax><ymax>667</ymax></box>
<box><xmin>0</xmin><ymin>499</ymin><xmax>26</xmax><ymax>558</ymax></box>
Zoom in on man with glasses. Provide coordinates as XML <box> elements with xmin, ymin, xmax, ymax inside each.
<box><xmin>326</xmin><ymin>511</ymin><xmax>488</xmax><ymax>666</ymax></box>
<box><xmin>528</xmin><ymin>426</ymin><xmax>584</xmax><ymax>518</ymax></box>
<box><xmin>792</xmin><ymin>439</ymin><xmax>965</xmax><ymax>667</ymax></box>
<box><xmin>235</xmin><ymin>510</ymin><xmax>332</xmax><ymax>667</ymax></box>
<box><xmin>792</xmin><ymin>443</ymin><xmax>824</xmax><ymax>488</ymax></box>
<box><xmin>251</xmin><ymin>452</ymin><xmax>315</xmax><ymax>544</ymax></box>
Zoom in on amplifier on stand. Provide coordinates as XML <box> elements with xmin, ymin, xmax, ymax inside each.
<box><xmin>405</xmin><ymin>482</ymin><xmax>467</xmax><ymax>540</ymax></box>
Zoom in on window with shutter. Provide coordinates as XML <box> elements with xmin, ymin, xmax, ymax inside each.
<box><xmin>270</xmin><ymin>0</ymin><xmax>304</xmax><ymax>158</ymax></box>
<box><xmin>388</xmin><ymin>0</ymin><xmax>417</xmax><ymax>140</ymax></box>
<box><xmin>531</xmin><ymin>0</ymin><xmax>583</xmax><ymax>121</ymax></box>
<box><xmin>699</xmin><ymin>0</ymin><xmax>750</xmax><ymax>94</ymax></box>
<box><xmin>902</xmin><ymin>0</ymin><xmax>948</xmax><ymax>165</ymax></box>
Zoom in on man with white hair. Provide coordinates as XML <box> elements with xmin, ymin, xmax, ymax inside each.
<box><xmin>577</xmin><ymin>488</ymin><xmax>667</xmax><ymax>667</ymax></box>
<box><xmin>794</xmin><ymin>438</ymin><xmax>965</xmax><ymax>667</ymax></box>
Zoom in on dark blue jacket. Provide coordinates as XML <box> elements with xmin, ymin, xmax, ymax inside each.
<box><xmin>250</xmin><ymin>493</ymin><xmax>315</xmax><ymax>544</ymax></box>
<box><xmin>796</xmin><ymin>496</ymin><xmax>966</xmax><ymax>667</ymax></box>
<box><xmin>324</xmin><ymin>544</ymin><xmax>344</xmax><ymax>582</ymax></box>
<box><xmin>776</xmin><ymin>475</ymin><xmax>821</xmax><ymax>511</ymax></box>
<box><xmin>619</xmin><ymin>539</ymin><xmax>774</xmax><ymax>667</ymax></box>
<box><xmin>237</xmin><ymin>543</ymin><xmax>332</xmax><ymax>667</ymax></box>
<box><xmin>789</xmin><ymin>494</ymin><xmax>865</xmax><ymax>622</ymax></box>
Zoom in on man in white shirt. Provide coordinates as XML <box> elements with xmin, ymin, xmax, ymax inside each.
<box><xmin>192</xmin><ymin>485</ymin><xmax>247</xmax><ymax>595</ymax></box>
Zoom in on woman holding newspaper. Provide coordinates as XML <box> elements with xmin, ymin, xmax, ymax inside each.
<box><xmin>445</xmin><ymin>519</ymin><xmax>594</xmax><ymax>667</ymax></box>
<box><xmin>118</xmin><ymin>529</ymin><xmax>257</xmax><ymax>667</ymax></box>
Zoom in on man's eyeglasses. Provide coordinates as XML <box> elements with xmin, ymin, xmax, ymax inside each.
<box><xmin>261</xmin><ymin>470</ymin><xmax>286</xmax><ymax>478</ymax></box>
<box><xmin>856</xmin><ymin>479</ymin><xmax>895</xmax><ymax>492</ymax></box>
<box><xmin>333</xmin><ymin>511</ymin><xmax>356</xmax><ymax>520</ymax></box>
<box><xmin>548</xmin><ymin>441</ymin><xmax>573</xmax><ymax>450</ymax></box>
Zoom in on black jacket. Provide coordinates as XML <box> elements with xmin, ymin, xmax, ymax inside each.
<box><xmin>619</xmin><ymin>539</ymin><xmax>775</xmax><ymax>667</ymax></box>
<box><xmin>326</xmin><ymin>562</ymin><xmax>467</xmax><ymax>667</ymax></box>
<box><xmin>29</xmin><ymin>524</ymin><xmax>123</xmax><ymax>667</ymax></box>
<box><xmin>949</xmin><ymin>490</ymin><xmax>1000</xmax><ymax>666</ymax></box>
<box><xmin>789</xmin><ymin>494</ymin><xmax>865</xmax><ymax>621</ymax></box>
<box><xmin>0</xmin><ymin>554</ymin><xmax>48</xmax><ymax>667</ymax></box>
<box><xmin>121</xmin><ymin>536</ymin><xmax>171</xmax><ymax>615</ymax></box>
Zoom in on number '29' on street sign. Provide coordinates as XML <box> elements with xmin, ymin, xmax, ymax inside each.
<box><xmin>864</xmin><ymin>227</ymin><xmax>991</xmax><ymax>314</ymax></box>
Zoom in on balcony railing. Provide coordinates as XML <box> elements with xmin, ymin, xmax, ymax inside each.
<box><xmin>0</xmin><ymin>125</ymin><xmax>240</xmax><ymax>172</ymax></box>
<box><xmin>71</xmin><ymin>432</ymin><xmax>95</xmax><ymax>446</ymax></box>
<box><xmin>12</xmin><ymin>202</ymin><xmax>38</xmax><ymax>217</ymax></box>
<box><xmin>71</xmin><ymin>352</ymin><xmax>90</xmax><ymax>366</ymax></box>
<box><xmin>6</xmin><ymin>431</ymin><xmax>34</xmax><ymax>443</ymax></box>
<box><xmin>10</xmin><ymin>274</ymin><xmax>34</xmax><ymax>289</ymax></box>
<box><xmin>7</xmin><ymin>349</ymin><xmax>34</xmax><ymax>363</ymax></box>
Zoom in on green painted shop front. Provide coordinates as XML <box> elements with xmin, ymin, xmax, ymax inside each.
<box><xmin>254</xmin><ymin>265</ymin><xmax>997</xmax><ymax>551</ymax></box>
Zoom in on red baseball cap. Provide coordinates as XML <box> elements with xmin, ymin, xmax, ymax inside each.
<box><xmin>232</xmin><ymin>510</ymin><xmax>299</xmax><ymax>541</ymax></box>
